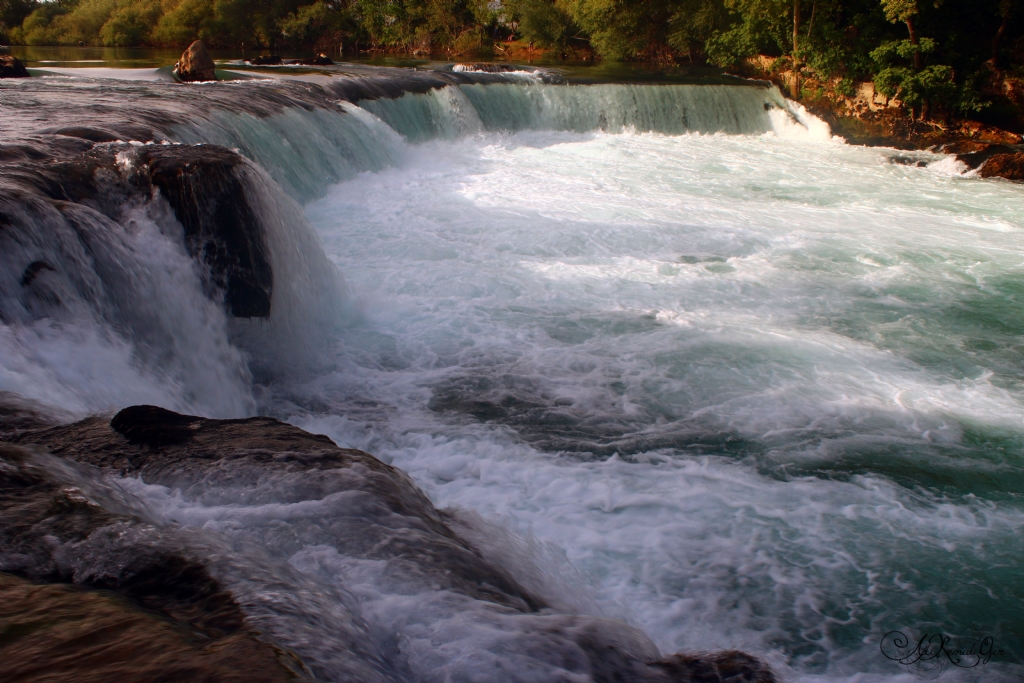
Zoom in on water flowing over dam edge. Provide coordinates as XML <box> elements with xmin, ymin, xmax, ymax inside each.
<box><xmin>0</xmin><ymin>72</ymin><xmax>826</xmax><ymax>417</ymax></box>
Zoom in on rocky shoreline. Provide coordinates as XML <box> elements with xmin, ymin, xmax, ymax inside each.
<box><xmin>807</xmin><ymin>101</ymin><xmax>1024</xmax><ymax>179</ymax></box>
<box><xmin>0</xmin><ymin>396</ymin><xmax>777</xmax><ymax>683</ymax></box>
<box><xmin>734</xmin><ymin>59</ymin><xmax>1024</xmax><ymax>180</ymax></box>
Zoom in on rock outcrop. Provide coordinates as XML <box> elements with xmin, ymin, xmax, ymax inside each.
<box><xmin>0</xmin><ymin>440</ymin><xmax>309</xmax><ymax>682</ymax></box>
<box><xmin>0</xmin><ymin>142</ymin><xmax>274</xmax><ymax>319</ymax></box>
<box><xmin>145</xmin><ymin>145</ymin><xmax>274</xmax><ymax>318</ymax></box>
<box><xmin>0</xmin><ymin>54</ymin><xmax>30</xmax><ymax>78</ymax></box>
<box><xmin>174</xmin><ymin>40</ymin><xmax>217</xmax><ymax>82</ymax></box>
<box><xmin>1</xmin><ymin>399</ymin><xmax>777</xmax><ymax>683</ymax></box>
<box><xmin>937</xmin><ymin>140</ymin><xmax>1016</xmax><ymax>169</ymax></box>
<box><xmin>0</xmin><ymin>573</ymin><xmax>306</xmax><ymax>683</ymax></box>
<box><xmin>979</xmin><ymin>152</ymin><xmax>1024</xmax><ymax>180</ymax></box>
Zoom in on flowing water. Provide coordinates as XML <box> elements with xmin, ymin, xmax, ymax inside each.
<box><xmin>1</xmin><ymin>63</ymin><xmax>1022</xmax><ymax>681</ymax></box>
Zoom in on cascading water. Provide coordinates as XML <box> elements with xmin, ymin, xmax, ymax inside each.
<box><xmin>1</xmin><ymin>67</ymin><xmax>1021</xmax><ymax>683</ymax></box>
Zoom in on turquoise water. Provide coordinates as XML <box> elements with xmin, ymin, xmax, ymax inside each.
<box><xmin>292</xmin><ymin>95</ymin><xmax>1024</xmax><ymax>680</ymax></box>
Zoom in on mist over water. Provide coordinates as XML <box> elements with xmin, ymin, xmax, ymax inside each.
<box><xmin>3</xmin><ymin>71</ymin><xmax>1023</xmax><ymax>681</ymax></box>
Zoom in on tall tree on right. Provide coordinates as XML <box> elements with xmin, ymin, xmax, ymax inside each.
<box><xmin>881</xmin><ymin>0</ymin><xmax>921</xmax><ymax>69</ymax></box>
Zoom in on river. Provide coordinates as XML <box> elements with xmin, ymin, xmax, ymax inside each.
<box><xmin>2</xmin><ymin>50</ymin><xmax>1022</xmax><ymax>682</ymax></box>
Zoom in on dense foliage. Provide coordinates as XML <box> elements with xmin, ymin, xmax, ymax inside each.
<box><xmin>1</xmin><ymin>0</ymin><xmax>1021</xmax><ymax>119</ymax></box>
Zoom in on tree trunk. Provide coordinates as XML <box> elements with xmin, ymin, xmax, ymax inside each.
<box><xmin>793</xmin><ymin>0</ymin><xmax>801</xmax><ymax>58</ymax></box>
<box><xmin>992</xmin><ymin>13</ymin><xmax>1010</xmax><ymax>65</ymax></box>
<box><xmin>807</xmin><ymin>2</ymin><xmax>816</xmax><ymax>39</ymax></box>
<box><xmin>791</xmin><ymin>0</ymin><xmax>801</xmax><ymax>97</ymax></box>
<box><xmin>905</xmin><ymin>17</ymin><xmax>921</xmax><ymax>70</ymax></box>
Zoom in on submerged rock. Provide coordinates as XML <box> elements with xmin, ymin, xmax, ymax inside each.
<box><xmin>288</xmin><ymin>54</ymin><xmax>334</xmax><ymax>66</ymax></box>
<box><xmin>979</xmin><ymin>152</ymin><xmax>1024</xmax><ymax>180</ymax></box>
<box><xmin>0</xmin><ymin>442</ymin><xmax>310</xmax><ymax>682</ymax></box>
<box><xmin>0</xmin><ymin>54</ymin><xmax>30</xmax><ymax>78</ymax></box>
<box><xmin>246</xmin><ymin>55</ymin><xmax>283</xmax><ymax>65</ymax></box>
<box><xmin>174</xmin><ymin>40</ymin><xmax>217</xmax><ymax>82</ymax></box>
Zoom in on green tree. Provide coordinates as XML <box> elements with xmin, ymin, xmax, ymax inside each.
<box><xmin>503</xmin><ymin>0</ymin><xmax>576</xmax><ymax>49</ymax></box>
<box><xmin>100</xmin><ymin>0</ymin><xmax>162</xmax><ymax>45</ymax></box>
<box><xmin>562</xmin><ymin>0</ymin><xmax>677</xmax><ymax>60</ymax></box>
<box><xmin>880</xmin><ymin>0</ymin><xmax>921</xmax><ymax>68</ymax></box>
<box><xmin>152</xmin><ymin>0</ymin><xmax>216</xmax><ymax>45</ymax></box>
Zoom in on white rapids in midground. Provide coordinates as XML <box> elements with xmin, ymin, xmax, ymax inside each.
<box><xmin>3</xmin><ymin>74</ymin><xmax>1023</xmax><ymax>681</ymax></box>
<box><xmin>266</xmin><ymin>112</ymin><xmax>1023</xmax><ymax>680</ymax></box>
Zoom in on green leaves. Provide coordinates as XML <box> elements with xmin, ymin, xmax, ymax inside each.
<box><xmin>880</xmin><ymin>0</ymin><xmax>917</xmax><ymax>24</ymax></box>
<box><xmin>870</xmin><ymin>37</ymin><xmax>934</xmax><ymax>65</ymax></box>
<box><xmin>503</xmin><ymin>0</ymin><xmax>574</xmax><ymax>48</ymax></box>
<box><xmin>875</xmin><ymin>62</ymin><xmax>987</xmax><ymax>115</ymax></box>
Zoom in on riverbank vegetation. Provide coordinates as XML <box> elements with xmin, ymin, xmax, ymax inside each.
<box><xmin>2</xmin><ymin>0</ymin><xmax>1022</xmax><ymax>128</ymax></box>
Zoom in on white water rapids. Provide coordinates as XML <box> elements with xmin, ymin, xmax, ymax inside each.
<box><xmin>2</xmin><ymin>74</ymin><xmax>1022</xmax><ymax>681</ymax></box>
<box><xmin>288</xmin><ymin>109</ymin><xmax>1024</xmax><ymax>681</ymax></box>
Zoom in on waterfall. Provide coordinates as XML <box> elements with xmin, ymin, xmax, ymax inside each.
<box><xmin>361</xmin><ymin>82</ymin><xmax>802</xmax><ymax>141</ymax></box>
<box><xmin>0</xmin><ymin>75</ymin><xmax>829</xmax><ymax>416</ymax></box>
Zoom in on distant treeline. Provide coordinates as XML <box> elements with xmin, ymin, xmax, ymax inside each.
<box><xmin>1</xmin><ymin>0</ymin><xmax>1021</xmax><ymax>113</ymax></box>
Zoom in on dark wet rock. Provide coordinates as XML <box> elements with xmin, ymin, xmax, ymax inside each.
<box><xmin>0</xmin><ymin>391</ymin><xmax>68</xmax><ymax>436</ymax></box>
<box><xmin>290</xmin><ymin>54</ymin><xmax>334</xmax><ymax>66</ymax></box>
<box><xmin>3</xmin><ymin>402</ymin><xmax>777</xmax><ymax>683</ymax></box>
<box><xmin>0</xmin><ymin>142</ymin><xmax>274</xmax><ymax>319</ymax></box>
<box><xmin>174</xmin><ymin>40</ymin><xmax>217</xmax><ymax>82</ymax></box>
<box><xmin>0</xmin><ymin>444</ymin><xmax>227</xmax><ymax>627</ymax></box>
<box><xmin>111</xmin><ymin>404</ymin><xmax>204</xmax><ymax>446</ymax></box>
<box><xmin>15</xmin><ymin>405</ymin><xmax>545</xmax><ymax>612</ymax></box>
<box><xmin>888</xmin><ymin>154</ymin><xmax>929</xmax><ymax>167</ymax></box>
<box><xmin>0</xmin><ymin>573</ymin><xmax>307</xmax><ymax>683</ymax></box>
<box><xmin>144</xmin><ymin>145</ymin><xmax>273</xmax><ymax>318</ymax></box>
<box><xmin>47</xmin><ymin>126</ymin><xmax>123</xmax><ymax>143</ymax></box>
<box><xmin>247</xmin><ymin>55</ymin><xmax>283</xmax><ymax>65</ymax></box>
<box><xmin>0</xmin><ymin>440</ymin><xmax>311</xmax><ymax>680</ymax></box>
<box><xmin>0</xmin><ymin>54</ymin><xmax>30</xmax><ymax>78</ymax></box>
<box><xmin>936</xmin><ymin>141</ymin><xmax>1017</xmax><ymax>169</ymax></box>
<box><xmin>979</xmin><ymin>152</ymin><xmax>1024</xmax><ymax>180</ymax></box>
<box><xmin>653</xmin><ymin>650</ymin><xmax>777</xmax><ymax>683</ymax></box>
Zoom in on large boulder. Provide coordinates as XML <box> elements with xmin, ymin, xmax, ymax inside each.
<box><xmin>979</xmin><ymin>152</ymin><xmax>1024</xmax><ymax>180</ymax></box>
<box><xmin>939</xmin><ymin>141</ymin><xmax>1016</xmax><ymax>169</ymax></box>
<box><xmin>0</xmin><ymin>55</ymin><xmax>30</xmax><ymax>78</ymax></box>
<box><xmin>0</xmin><ymin>142</ymin><xmax>274</xmax><ymax>319</ymax></box>
<box><xmin>0</xmin><ymin>440</ymin><xmax>309</xmax><ymax>682</ymax></box>
<box><xmin>142</xmin><ymin>145</ymin><xmax>274</xmax><ymax>318</ymax></box>
<box><xmin>2</xmin><ymin>401</ymin><xmax>778</xmax><ymax>683</ymax></box>
<box><xmin>174</xmin><ymin>40</ymin><xmax>217</xmax><ymax>82</ymax></box>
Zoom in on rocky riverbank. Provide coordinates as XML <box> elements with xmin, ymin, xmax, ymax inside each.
<box><xmin>736</xmin><ymin>56</ymin><xmax>1024</xmax><ymax>180</ymax></box>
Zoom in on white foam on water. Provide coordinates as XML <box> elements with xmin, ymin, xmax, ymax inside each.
<box><xmin>926</xmin><ymin>155</ymin><xmax>971</xmax><ymax>176</ymax></box>
<box><xmin>285</xmin><ymin>122</ymin><xmax>1024</xmax><ymax>681</ymax></box>
<box><xmin>34</xmin><ymin>67</ymin><xmax>166</xmax><ymax>81</ymax></box>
